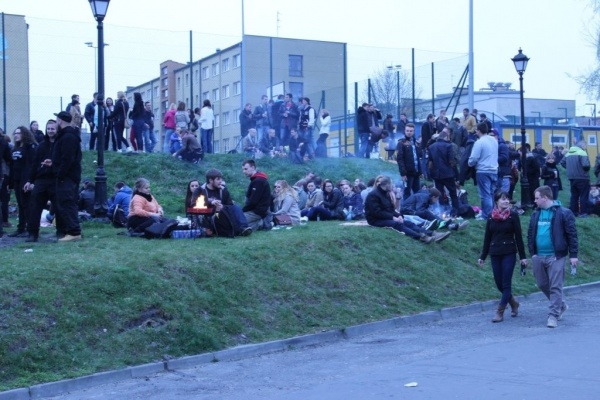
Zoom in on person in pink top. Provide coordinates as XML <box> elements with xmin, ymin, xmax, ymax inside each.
<box><xmin>162</xmin><ymin>103</ymin><xmax>177</xmax><ymax>153</ymax></box>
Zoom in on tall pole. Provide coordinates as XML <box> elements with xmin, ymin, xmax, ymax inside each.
<box><xmin>431</xmin><ymin>62</ymin><xmax>435</xmax><ymax>115</ymax></box>
<box><xmin>411</xmin><ymin>48</ymin><xmax>416</xmax><ymax>123</ymax></box>
<box><xmin>468</xmin><ymin>0</ymin><xmax>474</xmax><ymax>112</ymax></box>
<box><xmin>94</xmin><ymin>16</ymin><xmax>107</xmax><ymax>218</ymax></box>
<box><xmin>189</xmin><ymin>30</ymin><xmax>193</xmax><ymax>109</ymax></box>
<box><xmin>396</xmin><ymin>70</ymin><xmax>400</xmax><ymax>120</ymax></box>
<box><xmin>2</xmin><ymin>12</ymin><xmax>7</xmax><ymax>133</ymax></box>
<box><xmin>518</xmin><ymin>71</ymin><xmax>530</xmax><ymax>209</ymax></box>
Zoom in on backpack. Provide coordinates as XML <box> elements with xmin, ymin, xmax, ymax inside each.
<box><xmin>143</xmin><ymin>218</ymin><xmax>179</xmax><ymax>239</ymax></box>
<box><xmin>112</xmin><ymin>205</ymin><xmax>128</xmax><ymax>228</ymax></box>
<box><xmin>210</xmin><ymin>205</ymin><xmax>240</xmax><ymax>238</ymax></box>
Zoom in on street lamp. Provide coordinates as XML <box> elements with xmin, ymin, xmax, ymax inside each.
<box><xmin>88</xmin><ymin>0</ymin><xmax>111</xmax><ymax>219</ymax></box>
<box><xmin>85</xmin><ymin>41</ymin><xmax>109</xmax><ymax>91</ymax></box>
<box><xmin>585</xmin><ymin>103</ymin><xmax>597</xmax><ymax>126</ymax></box>
<box><xmin>387</xmin><ymin>65</ymin><xmax>402</xmax><ymax>120</ymax></box>
<box><xmin>511</xmin><ymin>48</ymin><xmax>530</xmax><ymax>209</ymax></box>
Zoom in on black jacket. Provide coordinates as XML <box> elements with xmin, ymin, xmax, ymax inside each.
<box><xmin>10</xmin><ymin>143</ymin><xmax>37</xmax><ymax>186</ymax></box>
<box><xmin>479</xmin><ymin>211</ymin><xmax>526</xmax><ymax>260</ymax></box>
<box><xmin>356</xmin><ymin>106</ymin><xmax>370</xmax><ymax>133</ymax></box>
<box><xmin>396</xmin><ymin>137</ymin><xmax>422</xmax><ymax>177</ymax></box>
<box><xmin>322</xmin><ymin>188</ymin><xmax>345</xmax><ymax>220</ymax></box>
<box><xmin>0</xmin><ymin>138</ymin><xmax>12</xmax><ymax>177</ymax></box>
<box><xmin>528</xmin><ymin>204</ymin><xmax>578</xmax><ymax>259</ymax></box>
<box><xmin>109</xmin><ymin>99</ymin><xmax>129</xmax><ymax>124</ymax></box>
<box><xmin>428</xmin><ymin>139</ymin><xmax>456</xmax><ymax>179</ymax></box>
<box><xmin>243</xmin><ymin>171</ymin><xmax>271</xmax><ymax>217</ymax></box>
<box><xmin>240</xmin><ymin>109</ymin><xmax>256</xmax><ymax>137</ymax></box>
<box><xmin>52</xmin><ymin>126</ymin><xmax>82</xmax><ymax>183</ymax></box>
<box><xmin>29</xmin><ymin>136</ymin><xmax>55</xmax><ymax>182</ymax></box>
<box><xmin>365</xmin><ymin>186</ymin><xmax>400</xmax><ymax>224</ymax></box>
<box><xmin>401</xmin><ymin>192</ymin><xmax>431</xmax><ymax>215</ymax></box>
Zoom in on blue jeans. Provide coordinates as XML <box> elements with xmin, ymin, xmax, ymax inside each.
<box><xmin>497</xmin><ymin>176</ymin><xmax>511</xmax><ymax>194</ymax></box>
<box><xmin>201</xmin><ymin>128</ymin><xmax>213</xmax><ymax>154</ymax></box>
<box><xmin>307</xmin><ymin>206</ymin><xmax>334</xmax><ymax>221</ymax></box>
<box><xmin>490</xmin><ymin>253</ymin><xmax>516</xmax><ymax>306</ymax></box>
<box><xmin>476</xmin><ymin>172</ymin><xmax>498</xmax><ymax>219</ymax></box>
<box><xmin>301</xmin><ymin>127</ymin><xmax>315</xmax><ymax>158</ymax></box>
<box><xmin>132</xmin><ymin>119</ymin><xmax>145</xmax><ymax>151</ymax></box>
<box><xmin>257</xmin><ymin>125</ymin><xmax>270</xmax><ymax>143</ymax></box>
<box><xmin>163</xmin><ymin>128</ymin><xmax>175</xmax><ymax>153</ymax></box>
<box><xmin>143</xmin><ymin>128</ymin><xmax>157</xmax><ymax>153</ymax></box>
<box><xmin>569</xmin><ymin>179</ymin><xmax>590</xmax><ymax>216</ymax></box>
<box><xmin>359</xmin><ymin>133</ymin><xmax>369</xmax><ymax>158</ymax></box>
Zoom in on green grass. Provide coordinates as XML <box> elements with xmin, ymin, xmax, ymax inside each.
<box><xmin>0</xmin><ymin>152</ymin><xmax>597</xmax><ymax>391</ymax></box>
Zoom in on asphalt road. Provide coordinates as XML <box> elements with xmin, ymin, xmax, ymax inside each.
<box><xmin>41</xmin><ymin>285</ymin><xmax>600</xmax><ymax>400</ymax></box>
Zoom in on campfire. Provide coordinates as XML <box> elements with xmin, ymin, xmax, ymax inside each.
<box><xmin>187</xmin><ymin>195</ymin><xmax>212</xmax><ymax>215</ymax></box>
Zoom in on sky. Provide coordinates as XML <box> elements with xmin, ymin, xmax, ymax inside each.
<box><xmin>1</xmin><ymin>0</ymin><xmax>598</xmax><ymax>118</ymax></box>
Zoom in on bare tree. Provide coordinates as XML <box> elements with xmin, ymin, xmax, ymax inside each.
<box><xmin>360</xmin><ymin>68</ymin><xmax>419</xmax><ymax>118</ymax></box>
<box><xmin>575</xmin><ymin>0</ymin><xmax>600</xmax><ymax>98</ymax></box>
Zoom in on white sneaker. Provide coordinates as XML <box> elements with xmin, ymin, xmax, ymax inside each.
<box><xmin>558</xmin><ymin>303</ymin><xmax>569</xmax><ymax>320</ymax></box>
<box><xmin>126</xmin><ymin>146</ymin><xmax>133</xmax><ymax>153</ymax></box>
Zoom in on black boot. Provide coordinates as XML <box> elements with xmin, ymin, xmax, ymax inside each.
<box><xmin>8</xmin><ymin>230</ymin><xmax>27</xmax><ymax>238</ymax></box>
<box><xmin>25</xmin><ymin>233</ymin><xmax>39</xmax><ymax>243</ymax></box>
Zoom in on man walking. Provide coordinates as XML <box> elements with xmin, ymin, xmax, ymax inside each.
<box><xmin>51</xmin><ymin>111</ymin><xmax>82</xmax><ymax>242</ymax></box>
<box><xmin>468</xmin><ymin>122</ymin><xmax>498</xmax><ymax>220</ymax></box>
<box><xmin>560</xmin><ymin>140</ymin><xmax>591</xmax><ymax>217</ymax></box>
<box><xmin>528</xmin><ymin>185</ymin><xmax>578</xmax><ymax>328</ymax></box>
<box><xmin>242</xmin><ymin>159</ymin><xmax>272</xmax><ymax>231</ymax></box>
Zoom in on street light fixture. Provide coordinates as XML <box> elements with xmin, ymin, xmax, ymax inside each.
<box><xmin>84</xmin><ymin>41</ymin><xmax>109</xmax><ymax>91</ymax></box>
<box><xmin>387</xmin><ymin>65</ymin><xmax>402</xmax><ymax>121</ymax></box>
<box><xmin>511</xmin><ymin>48</ymin><xmax>531</xmax><ymax>209</ymax></box>
<box><xmin>585</xmin><ymin>103</ymin><xmax>597</xmax><ymax>126</ymax></box>
<box><xmin>88</xmin><ymin>0</ymin><xmax>111</xmax><ymax>219</ymax></box>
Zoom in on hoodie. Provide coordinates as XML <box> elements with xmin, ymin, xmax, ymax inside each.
<box><xmin>108</xmin><ymin>185</ymin><xmax>133</xmax><ymax>216</ymax></box>
<box><xmin>560</xmin><ymin>146</ymin><xmax>590</xmax><ymax>180</ymax></box>
<box><xmin>243</xmin><ymin>171</ymin><xmax>271</xmax><ymax>217</ymax></box>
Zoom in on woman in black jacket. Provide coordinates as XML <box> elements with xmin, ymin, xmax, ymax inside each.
<box><xmin>307</xmin><ymin>179</ymin><xmax>344</xmax><ymax>221</ymax></box>
<box><xmin>478</xmin><ymin>191</ymin><xmax>528</xmax><ymax>323</ymax></box>
<box><xmin>8</xmin><ymin>126</ymin><xmax>37</xmax><ymax>237</ymax></box>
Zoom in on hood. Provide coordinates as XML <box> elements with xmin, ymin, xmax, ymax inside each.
<box><xmin>251</xmin><ymin>171</ymin><xmax>268</xmax><ymax>180</ymax></box>
<box><xmin>566</xmin><ymin>146</ymin><xmax>587</xmax><ymax>157</ymax></box>
<box><xmin>120</xmin><ymin>185</ymin><xmax>133</xmax><ymax>194</ymax></box>
<box><xmin>551</xmin><ymin>200</ymin><xmax>563</xmax><ymax>208</ymax></box>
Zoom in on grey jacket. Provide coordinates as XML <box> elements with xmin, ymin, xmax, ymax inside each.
<box><xmin>560</xmin><ymin>146</ymin><xmax>590</xmax><ymax>180</ymax></box>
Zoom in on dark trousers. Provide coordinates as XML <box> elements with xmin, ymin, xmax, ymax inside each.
<box><xmin>434</xmin><ymin>177</ymin><xmax>459</xmax><ymax>215</ymax></box>
<box><xmin>89</xmin><ymin>125</ymin><xmax>97</xmax><ymax>150</ymax></box>
<box><xmin>55</xmin><ymin>179</ymin><xmax>81</xmax><ymax>236</ymax></box>
<box><xmin>105</xmin><ymin>124</ymin><xmax>118</xmax><ymax>151</ymax></box>
<box><xmin>490</xmin><ymin>253</ymin><xmax>516</xmax><ymax>307</ymax></box>
<box><xmin>369</xmin><ymin>218</ymin><xmax>427</xmax><ymax>240</ymax></box>
<box><xmin>1</xmin><ymin>177</ymin><xmax>8</xmax><ymax>224</ymax></box>
<box><xmin>569</xmin><ymin>179</ymin><xmax>590</xmax><ymax>216</ymax></box>
<box><xmin>307</xmin><ymin>206</ymin><xmax>335</xmax><ymax>221</ymax></box>
<box><xmin>114</xmin><ymin>122</ymin><xmax>129</xmax><ymax>150</ymax></box>
<box><xmin>14</xmin><ymin>184</ymin><xmax>31</xmax><ymax>232</ymax></box>
<box><xmin>133</xmin><ymin>119</ymin><xmax>145</xmax><ymax>152</ymax></box>
<box><xmin>0</xmin><ymin>178</ymin><xmax>3</xmax><ymax>234</ymax></box>
<box><xmin>403</xmin><ymin>175</ymin><xmax>421</xmax><ymax>199</ymax></box>
<box><xmin>28</xmin><ymin>178</ymin><xmax>56</xmax><ymax>236</ymax></box>
<box><xmin>127</xmin><ymin>215</ymin><xmax>154</xmax><ymax>233</ymax></box>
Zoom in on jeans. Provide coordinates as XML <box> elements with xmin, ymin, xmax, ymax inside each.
<box><xmin>200</xmin><ymin>128</ymin><xmax>213</xmax><ymax>154</ymax></box>
<box><xmin>531</xmin><ymin>255</ymin><xmax>566</xmax><ymax>317</ymax></box>
<box><xmin>497</xmin><ymin>175</ymin><xmax>511</xmax><ymax>194</ymax></box>
<box><xmin>490</xmin><ymin>253</ymin><xmax>516</xmax><ymax>306</ymax></box>
<box><xmin>476</xmin><ymin>172</ymin><xmax>498</xmax><ymax>219</ymax></box>
<box><xmin>280</xmin><ymin>127</ymin><xmax>291</xmax><ymax>147</ymax></box>
<box><xmin>434</xmin><ymin>177</ymin><xmax>458</xmax><ymax>215</ymax></box>
<box><xmin>368</xmin><ymin>218</ymin><xmax>428</xmax><ymax>240</ymax></box>
<box><xmin>359</xmin><ymin>133</ymin><xmax>369</xmax><ymax>158</ymax></box>
<box><xmin>307</xmin><ymin>206</ymin><xmax>335</xmax><ymax>221</ymax></box>
<box><xmin>163</xmin><ymin>128</ymin><xmax>175</xmax><ymax>153</ymax></box>
<box><xmin>132</xmin><ymin>119</ymin><xmax>145</xmax><ymax>152</ymax></box>
<box><xmin>569</xmin><ymin>179</ymin><xmax>590</xmax><ymax>216</ymax></box>
<box><xmin>143</xmin><ymin>128</ymin><xmax>158</xmax><ymax>153</ymax></box>
<box><xmin>244</xmin><ymin>210</ymin><xmax>272</xmax><ymax>231</ymax></box>
<box><xmin>114</xmin><ymin>122</ymin><xmax>129</xmax><ymax>150</ymax></box>
<box><xmin>257</xmin><ymin>125</ymin><xmax>270</xmax><ymax>144</ymax></box>
<box><xmin>301</xmin><ymin>127</ymin><xmax>315</xmax><ymax>158</ymax></box>
<box><xmin>403</xmin><ymin>175</ymin><xmax>421</xmax><ymax>199</ymax></box>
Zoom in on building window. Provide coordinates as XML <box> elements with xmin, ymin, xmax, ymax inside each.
<box><xmin>154</xmin><ymin>86</ymin><xmax>159</xmax><ymax>96</ymax></box>
<box><xmin>163</xmin><ymin>89</ymin><xmax>169</xmax><ymax>98</ymax></box>
<box><xmin>162</xmin><ymin>78</ymin><xmax>168</xmax><ymax>86</ymax></box>
<box><xmin>202</xmin><ymin>66</ymin><xmax>209</xmax><ymax>80</ymax></box>
<box><xmin>213</xmin><ymin>140</ymin><xmax>220</xmax><ymax>154</ymax></box>
<box><xmin>202</xmin><ymin>91</ymin><xmax>209</xmax><ymax>100</ymax></box>
<box><xmin>233</xmin><ymin>109</ymin><xmax>240</xmax><ymax>123</ymax></box>
<box><xmin>194</xmin><ymin>70</ymin><xmax>199</xmax><ymax>83</ymax></box>
<box><xmin>233</xmin><ymin>54</ymin><xmax>241</xmax><ymax>68</ymax></box>
<box><xmin>163</xmin><ymin>100</ymin><xmax>169</xmax><ymax>112</ymax></box>
<box><xmin>222</xmin><ymin>85</ymin><xmax>230</xmax><ymax>99</ymax></box>
<box><xmin>233</xmin><ymin>81</ymin><xmax>241</xmax><ymax>95</ymax></box>
<box><xmin>589</xmin><ymin>135</ymin><xmax>598</xmax><ymax>146</ymax></box>
<box><xmin>215</xmin><ymin>114</ymin><xmax>221</xmax><ymax>127</ymax></box>
<box><xmin>177</xmin><ymin>77</ymin><xmax>181</xmax><ymax>88</ymax></box>
<box><xmin>223</xmin><ymin>111</ymin><xmax>230</xmax><ymax>125</ymax></box>
<box><xmin>212</xmin><ymin>88</ymin><xmax>220</xmax><ymax>102</ymax></box>
<box><xmin>223</xmin><ymin>138</ymin><xmax>230</xmax><ymax>152</ymax></box>
<box><xmin>222</xmin><ymin>58</ymin><xmax>229</xmax><ymax>72</ymax></box>
<box><xmin>146</xmin><ymin>89</ymin><xmax>152</xmax><ymax>100</ymax></box>
<box><xmin>212</xmin><ymin>62</ymin><xmax>220</xmax><ymax>76</ymax></box>
<box><xmin>162</xmin><ymin>66</ymin><xmax>168</xmax><ymax>75</ymax></box>
<box><xmin>185</xmin><ymin>74</ymin><xmax>189</xmax><ymax>86</ymax></box>
<box><xmin>289</xmin><ymin>55</ymin><xmax>303</xmax><ymax>77</ymax></box>
<box><xmin>289</xmin><ymin>82</ymin><xmax>303</xmax><ymax>101</ymax></box>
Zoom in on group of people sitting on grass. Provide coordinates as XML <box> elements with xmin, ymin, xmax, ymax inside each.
<box><xmin>113</xmin><ymin>159</ymin><xmax>472</xmax><ymax>242</ymax></box>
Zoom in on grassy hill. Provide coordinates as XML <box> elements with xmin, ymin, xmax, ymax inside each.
<box><xmin>0</xmin><ymin>151</ymin><xmax>597</xmax><ymax>391</ymax></box>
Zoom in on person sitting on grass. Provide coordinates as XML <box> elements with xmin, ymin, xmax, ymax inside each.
<box><xmin>364</xmin><ymin>175</ymin><xmax>450</xmax><ymax>244</ymax></box>
<box><xmin>107</xmin><ymin>181</ymin><xmax>133</xmax><ymax>224</ymax></box>
<box><xmin>306</xmin><ymin>179</ymin><xmax>344</xmax><ymax>221</ymax></box>
<box><xmin>272</xmin><ymin>180</ymin><xmax>301</xmax><ymax>225</ymax></box>
<box><xmin>339</xmin><ymin>179</ymin><xmax>364</xmax><ymax>220</ymax></box>
<box><xmin>301</xmin><ymin>180</ymin><xmax>323</xmax><ymax>218</ymax></box>
<box><xmin>127</xmin><ymin>177</ymin><xmax>165</xmax><ymax>234</ymax></box>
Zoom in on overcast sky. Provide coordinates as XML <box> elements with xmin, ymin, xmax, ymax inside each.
<box><xmin>1</xmin><ymin>0</ymin><xmax>598</xmax><ymax>117</ymax></box>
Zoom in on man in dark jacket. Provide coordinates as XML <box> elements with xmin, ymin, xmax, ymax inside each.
<box><xmin>51</xmin><ymin>111</ymin><xmax>82</xmax><ymax>242</ymax></box>
<box><xmin>492</xmin><ymin>129</ymin><xmax>511</xmax><ymax>194</ymax></box>
<box><xmin>84</xmin><ymin>92</ymin><xmax>98</xmax><ymax>150</ymax></box>
<box><xmin>356</xmin><ymin>103</ymin><xmax>370</xmax><ymax>157</ymax></box>
<box><xmin>0</xmin><ymin>129</ymin><xmax>13</xmax><ymax>237</ymax></box>
<box><xmin>278</xmin><ymin>93</ymin><xmax>299</xmax><ymax>146</ymax></box>
<box><xmin>365</xmin><ymin>176</ymin><xmax>449</xmax><ymax>244</ymax></box>
<box><xmin>239</xmin><ymin>103</ymin><xmax>255</xmax><ymax>139</ymax></box>
<box><xmin>396</xmin><ymin>123</ymin><xmax>422</xmax><ymax>198</ymax></box>
<box><xmin>242</xmin><ymin>159</ymin><xmax>272</xmax><ymax>231</ymax></box>
<box><xmin>529</xmin><ymin>185</ymin><xmax>578</xmax><ymax>328</ymax></box>
<box><xmin>428</xmin><ymin>130</ymin><xmax>459</xmax><ymax>215</ymax></box>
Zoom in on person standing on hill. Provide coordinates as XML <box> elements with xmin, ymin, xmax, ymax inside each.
<box><xmin>560</xmin><ymin>140</ymin><xmax>591</xmax><ymax>217</ymax></box>
<box><xmin>242</xmin><ymin>159</ymin><xmax>272</xmax><ymax>231</ymax></box>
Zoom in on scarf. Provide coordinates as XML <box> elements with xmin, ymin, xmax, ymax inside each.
<box><xmin>491</xmin><ymin>207</ymin><xmax>510</xmax><ymax>221</ymax></box>
<box><xmin>134</xmin><ymin>190</ymin><xmax>153</xmax><ymax>203</ymax></box>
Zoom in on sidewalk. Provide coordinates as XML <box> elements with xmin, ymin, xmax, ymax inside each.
<box><xmin>3</xmin><ymin>283</ymin><xmax>600</xmax><ymax>400</ymax></box>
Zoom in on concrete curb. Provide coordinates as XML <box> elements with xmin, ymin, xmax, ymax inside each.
<box><xmin>3</xmin><ymin>282</ymin><xmax>597</xmax><ymax>400</ymax></box>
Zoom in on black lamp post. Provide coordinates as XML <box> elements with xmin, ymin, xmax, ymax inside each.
<box><xmin>512</xmin><ymin>48</ymin><xmax>530</xmax><ymax>209</ymax></box>
<box><xmin>88</xmin><ymin>0</ymin><xmax>111</xmax><ymax>219</ymax></box>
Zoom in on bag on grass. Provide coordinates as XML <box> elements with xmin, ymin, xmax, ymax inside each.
<box><xmin>211</xmin><ymin>205</ymin><xmax>239</xmax><ymax>238</ymax></box>
<box><xmin>144</xmin><ymin>218</ymin><xmax>179</xmax><ymax>239</ymax></box>
<box><xmin>112</xmin><ymin>205</ymin><xmax>128</xmax><ymax>228</ymax></box>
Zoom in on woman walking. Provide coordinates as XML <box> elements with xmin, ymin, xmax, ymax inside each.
<box><xmin>478</xmin><ymin>191</ymin><xmax>528</xmax><ymax>322</ymax></box>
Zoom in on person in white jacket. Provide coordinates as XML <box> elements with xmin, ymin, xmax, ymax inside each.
<box><xmin>316</xmin><ymin>109</ymin><xmax>331</xmax><ymax>158</ymax></box>
<box><xmin>199</xmin><ymin>99</ymin><xmax>215</xmax><ymax>154</ymax></box>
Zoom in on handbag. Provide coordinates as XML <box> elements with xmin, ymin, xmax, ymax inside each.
<box><xmin>123</xmin><ymin>105</ymin><xmax>131</xmax><ymax>128</ymax></box>
<box><xmin>273</xmin><ymin>213</ymin><xmax>292</xmax><ymax>226</ymax></box>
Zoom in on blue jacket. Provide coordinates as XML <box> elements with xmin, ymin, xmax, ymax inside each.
<box><xmin>108</xmin><ymin>185</ymin><xmax>133</xmax><ymax>216</ymax></box>
<box><xmin>527</xmin><ymin>202</ymin><xmax>578</xmax><ymax>259</ymax></box>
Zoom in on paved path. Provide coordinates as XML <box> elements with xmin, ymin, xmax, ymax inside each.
<box><xmin>36</xmin><ymin>286</ymin><xmax>600</xmax><ymax>400</ymax></box>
